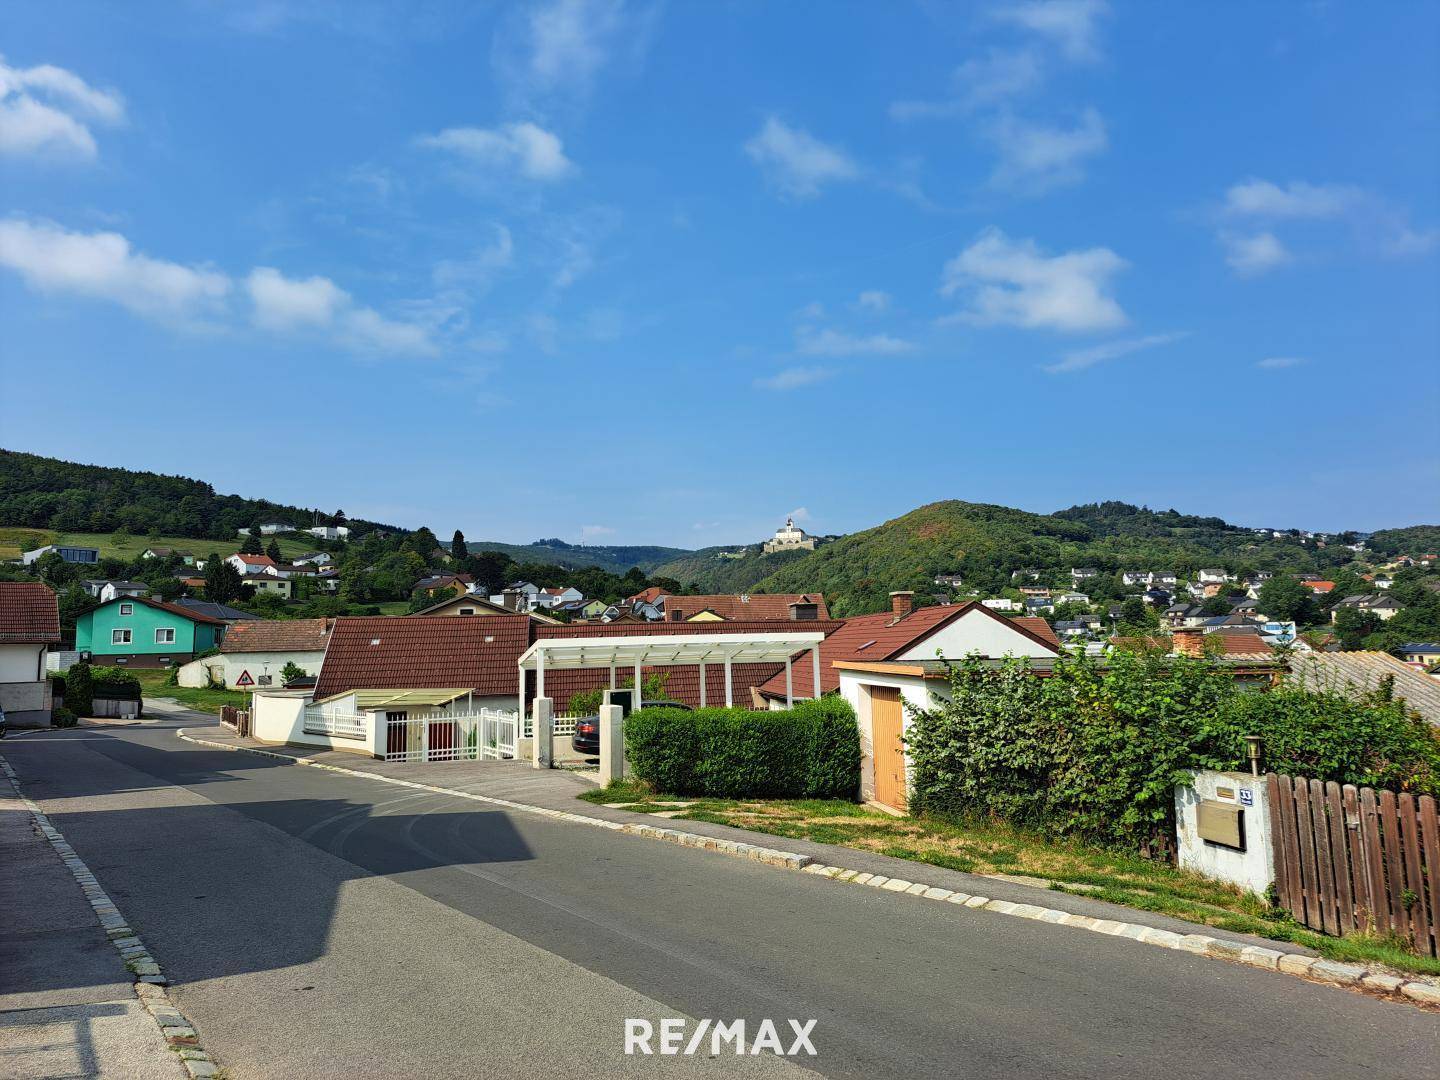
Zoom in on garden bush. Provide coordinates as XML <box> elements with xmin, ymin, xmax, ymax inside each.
<box><xmin>64</xmin><ymin>662</ymin><xmax>93</xmax><ymax>717</ymax></box>
<box><xmin>906</xmin><ymin>650</ymin><xmax>1440</xmax><ymax>855</ymax></box>
<box><xmin>625</xmin><ymin>697</ymin><xmax>860</xmax><ymax>799</ymax></box>
<box><xmin>50</xmin><ymin>707</ymin><xmax>77</xmax><ymax>728</ymax></box>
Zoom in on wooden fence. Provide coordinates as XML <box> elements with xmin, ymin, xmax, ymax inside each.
<box><xmin>1267</xmin><ymin>772</ymin><xmax>1439</xmax><ymax>958</ymax></box>
<box><xmin>219</xmin><ymin>706</ymin><xmax>250</xmax><ymax>737</ymax></box>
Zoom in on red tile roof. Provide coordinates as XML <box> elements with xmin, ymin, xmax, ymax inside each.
<box><xmin>1306</xmin><ymin>581</ymin><xmax>1336</xmax><ymax>593</ymax></box>
<box><xmin>0</xmin><ymin>582</ymin><xmax>61</xmax><ymax>643</ymax></box>
<box><xmin>662</xmin><ymin>593</ymin><xmax>829</xmax><ymax>621</ymax></box>
<box><xmin>313</xmin><ymin>615</ymin><xmax>532</xmax><ymax>700</ymax></box>
<box><xmin>625</xmin><ymin>586</ymin><xmax>667</xmax><ymax>605</ymax></box>
<box><xmin>220</xmin><ymin>618</ymin><xmax>332</xmax><ymax>654</ymax></box>
<box><xmin>231</xmin><ymin>554</ymin><xmax>276</xmax><ymax>567</ymax></box>
<box><xmin>754</xmin><ymin>602</ymin><xmax>1061</xmax><ymax>701</ymax></box>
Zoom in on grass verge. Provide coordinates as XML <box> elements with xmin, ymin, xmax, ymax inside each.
<box><xmin>134</xmin><ymin>670</ymin><xmax>250</xmax><ymax>715</ymax></box>
<box><xmin>579</xmin><ymin>779</ymin><xmax>1440</xmax><ymax>978</ymax></box>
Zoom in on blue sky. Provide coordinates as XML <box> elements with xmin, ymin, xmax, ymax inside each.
<box><xmin>2</xmin><ymin>1</ymin><xmax>1437</xmax><ymax>546</ymax></box>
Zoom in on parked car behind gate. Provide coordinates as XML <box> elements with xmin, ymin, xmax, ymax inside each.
<box><xmin>572</xmin><ymin>699</ymin><xmax>691</xmax><ymax>754</ymax></box>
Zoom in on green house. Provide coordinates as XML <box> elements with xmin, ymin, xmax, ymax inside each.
<box><xmin>76</xmin><ymin>596</ymin><xmax>226</xmax><ymax>667</ymax></box>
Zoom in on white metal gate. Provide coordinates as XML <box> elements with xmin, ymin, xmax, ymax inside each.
<box><xmin>384</xmin><ymin>709</ymin><xmax>517</xmax><ymax>763</ymax></box>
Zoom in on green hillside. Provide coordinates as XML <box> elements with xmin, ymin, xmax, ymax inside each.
<box><xmin>653</xmin><ymin>545</ymin><xmax>814</xmax><ymax>592</ymax></box>
<box><xmin>0</xmin><ymin>527</ymin><xmax>318</xmax><ymax>564</ymax></box>
<box><xmin>750</xmin><ymin>500</ymin><xmax>1365</xmax><ymax>617</ymax></box>
<box><xmin>467</xmin><ymin>538</ymin><xmax>694</xmax><ymax>575</ymax></box>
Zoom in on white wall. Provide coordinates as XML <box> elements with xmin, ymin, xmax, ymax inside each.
<box><xmin>893</xmin><ymin>608</ymin><xmax>1056</xmax><ymax>662</ymax></box>
<box><xmin>176</xmin><ymin>656</ymin><xmax>224</xmax><ymax>688</ymax></box>
<box><xmin>1175</xmin><ymin>770</ymin><xmax>1274</xmax><ymax>895</ymax></box>
<box><xmin>220</xmin><ymin>650</ymin><xmax>326</xmax><ymax>689</ymax></box>
<box><xmin>0</xmin><ymin>642</ymin><xmax>44</xmax><ymax>683</ymax></box>
<box><xmin>250</xmin><ymin>691</ymin><xmax>384</xmax><ymax>757</ymax></box>
<box><xmin>838</xmin><ymin>669</ymin><xmax>947</xmax><ymax>806</ymax></box>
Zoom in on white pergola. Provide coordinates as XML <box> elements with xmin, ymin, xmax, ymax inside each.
<box><xmin>516</xmin><ymin>630</ymin><xmax>826</xmax><ymax>713</ymax></box>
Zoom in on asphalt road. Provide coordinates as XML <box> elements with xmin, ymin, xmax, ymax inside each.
<box><xmin>4</xmin><ymin>719</ymin><xmax>1437</xmax><ymax>1080</ymax></box>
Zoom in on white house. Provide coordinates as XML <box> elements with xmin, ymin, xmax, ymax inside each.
<box><xmin>536</xmin><ymin>586</ymin><xmax>584</xmax><ymax>610</ymax></box>
<box><xmin>226</xmin><ymin>553</ymin><xmax>278</xmax><ymax>577</ymax></box>
<box><xmin>98</xmin><ymin>581</ymin><xmax>148</xmax><ymax>603</ymax></box>
<box><xmin>1197</xmin><ymin>568</ymin><xmax>1230</xmax><ymax>584</ymax></box>
<box><xmin>306</xmin><ymin>525</ymin><xmax>351</xmax><ymax>541</ymax></box>
<box><xmin>0</xmin><ymin>582</ymin><xmax>60</xmax><ymax>728</ymax></box>
<box><xmin>214</xmin><ymin>618</ymin><xmax>331</xmax><ymax>689</ymax></box>
<box><xmin>981</xmin><ymin>597</ymin><xmax>1018</xmax><ymax>612</ymax></box>
<box><xmin>292</xmin><ymin>551</ymin><xmax>334</xmax><ymax>567</ymax></box>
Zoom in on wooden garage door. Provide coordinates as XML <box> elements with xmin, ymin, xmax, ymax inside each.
<box><xmin>870</xmin><ymin>686</ymin><xmax>907</xmax><ymax>811</ymax></box>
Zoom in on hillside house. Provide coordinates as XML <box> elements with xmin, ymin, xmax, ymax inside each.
<box><xmin>306</xmin><ymin>525</ymin><xmax>351</xmax><ymax>541</ymax></box>
<box><xmin>76</xmin><ymin>596</ymin><xmax>226</xmax><ymax>667</ymax></box>
<box><xmin>22</xmin><ymin>544</ymin><xmax>99</xmax><ymax>566</ymax></box>
<box><xmin>1331</xmin><ymin>594</ymin><xmax>1402</xmax><ymax>622</ymax></box>
<box><xmin>226</xmin><ymin>553</ymin><xmax>277</xmax><ymax>577</ymax></box>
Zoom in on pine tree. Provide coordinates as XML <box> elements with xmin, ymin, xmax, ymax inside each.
<box><xmin>204</xmin><ymin>554</ymin><xmax>242</xmax><ymax>604</ymax></box>
<box><xmin>451</xmin><ymin>529</ymin><xmax>467</xmax><ymax>561</ymax></box>
<box><xmin>241</xmin><ymin>527</ymin><xmax>263</xmax><ymax>555</ymax></box>
<box><xmin>266</xmin><ymin>539</ymin><xmax>282</xmax><ymax>562</ymax></box>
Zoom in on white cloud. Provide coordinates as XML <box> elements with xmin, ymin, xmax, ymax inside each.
<box><xmin>892</xmin><ymin>48</ymin><xmax>1044</xmax><ymax>121</ymax></box>
<box><xmin>1222</xmin><ymin>230</ymin><xmax>1290</xmax><ymax>276</ymax></box>
<box><xmin>787</xmin><ymin>507</ymin><xmax>811</xmax><ymax>523</ymax></box>
<box><xmin>418</xmin><ymin>122</ymin><xmax>574</xmax><ymax>181</ymax></box>
<box><xmin>1223</xmin><ymin>178</ymin><xmax>1360</xmax><ymax>219</ymax></box>
<box><xmin>579</xmin><ymin>524</ymin><xmax>616</xmax><ymax>540</ymax></box>
<box><xmin>1257</xmin><ymin>356</ymin><xmax>1306</xmax><ymax>370</ymax></box>
<box><xmin>796</xmin><ymin>326</ymin><xmax>915</xmax><ymax>357</ymax></box>
<box><xmin>986</xmin><ymin>107</ymin><xmax>1106</xmax><ymax>191</ymax></box>
<box><xmin>1383</xmin><ymin>225</ymin><xmax>1440</xmax><ymax>257</ymax></box>
<box><xmin>246</xmin><ymin>267</ymin><xmax>438</xmax><ymax>356</ymax></box>
<box><xmin>855</xmin><ymin>290</ymin><xmax>891</xmax><ymax>312</ymax></box>
<box><xmin>755</xmin><ymin>366</ymin><xmax>835</xmax><ymax>391</ymax></box>
<box><xmin>993</xmin><ymin>1</ymin><xmax>1110</xmax><ymax>62</ymax></box>
<box><xmin>432</xmin><ymin>225</ymin><xmax>515</xmax><ymax>291</ymax></box>
<box><xmin>1043</xmin><ymin>331</ymin><xmax>1187</xmax><ymax>374</ymax></box>
<box><xmin>494</xmin><ymin>0</ymin><xmax>656</xmax><ymax>107</ymax></box>
<box><xmin>0</xmin><ymin>56</ymin><xmax>124</xmax><ymax>161</ymax></box>
<box><xmin>0</xmin><ymin>218</ymin><xmax>228</xmax><ymax>320</ymax></box>
<box><xmin>941</xmin><ymin>227</ymin><xmax>1127</xmax><ymax>332</ymax></box>
<box><xmin>744</xmin><ymin>117</ymin><xmax>858</xmax><ymax>198</ymax></box>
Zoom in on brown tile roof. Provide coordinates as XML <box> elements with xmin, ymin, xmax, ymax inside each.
<box><xmin>220</xmin><ymin>618</ymin><xmax>332</xmax><ymax>654</ymax></box>
<box><xmin>1012</xmin><ymin>616</ymin><xmax>1061</xmax><ymax>648</ymax></box>
<box><xmin>1288</xmin><ymin>651</ymin><xmax>1440</xmax><ymax>726</ymax></box>
<box><xmin>754</xmin><ymin>602</ymin><xmax>1062</xmax><ymax>701</ymax></box>
<box><xmin>662</xmin><ymin>593</ymin><xmax>829</xmax><ymax>621</ymax></box>
<box><xmin>0</xmin><ymin>582</ymin><xmax>61</xmax><ymax>643</ymax></box>
<box><xmin>626</xmin><ymin>586</ymin><xmax>667</xmax><ymax>605</ymax></box>
<box><xmin>313</xmin><ymin>615</ymin><xmax>532</xmax><ymax>700</ymax></box>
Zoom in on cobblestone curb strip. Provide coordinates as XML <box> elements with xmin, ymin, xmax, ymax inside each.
<box><xmin>0</xmin><ymin>753</ymin><xmax>225</xmax><ymax>1079</ymax></box>
<box><xmin>174</xmin><ymin>731</ymin><xmax>1440</xmax><ymax>1011</ymax></box>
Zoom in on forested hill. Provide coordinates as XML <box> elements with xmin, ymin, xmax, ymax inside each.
<box><xmin>694</xmin><ymin>500</ymin><xmax>1388</xmax><ymax>617</ymax></box>
<box><xmin>466</xmin><ymin>538</ymin><xmax>693</xmax><ymax>575</ymax></box>
<box><xmin>0</xmin><ymin>449</ymin><xmax>400</xmax><ymax>540</ymax></box>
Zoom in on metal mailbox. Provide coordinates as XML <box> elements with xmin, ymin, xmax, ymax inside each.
<box><xmin>1196</xmin><ymin>799</ymin><xmax>1246</xmax><ymax>850</ymax></box>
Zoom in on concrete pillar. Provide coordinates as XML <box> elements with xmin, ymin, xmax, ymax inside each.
<box><xmin>532</xmin><ymin>696</ymin><xmax>553</xmax><ymax>769</ymax></box>
<box><xmin>698</xmin><ymin>660</ymin><xmax>706</xmax><ymax>707</ymax></box>
<box><xmin>598</xmin><ymin>704</ymin><xmax>624</xmax><ymax>785</ymax></box>
<box><xmin>811</xmin><ymin>647</ymin><xmax>822</xmax><ymax>700</ymax></box>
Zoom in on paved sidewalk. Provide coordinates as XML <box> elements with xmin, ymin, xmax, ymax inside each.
<box><xmin>0</xmin><ymin>783</ymin><xmax>185</xmax><ymax>1079</ymax></box>
<box><xmin>185</xmin><ymin>723</ymin><xmax>1321</xmax><ymax>957</ymax></box>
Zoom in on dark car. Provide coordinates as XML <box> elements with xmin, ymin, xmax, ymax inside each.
<box><xmin>572</xmin><ymin>699</ymin><xmax>691</xmax><ymax>754</ymax></box>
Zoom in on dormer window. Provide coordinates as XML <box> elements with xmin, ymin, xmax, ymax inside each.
<box><xmin>119</xmin><ymin>603</ymin><xmax>133</xmax><ymax>616</ymax></box>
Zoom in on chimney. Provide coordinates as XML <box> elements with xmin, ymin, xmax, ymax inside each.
<box><xmin>1172</xmin><ymin>626</ymin><xmax>1205</xmax><ymax>658</ymax></box>
<box><xmin>889</xmin><ymin>590</ymin><xmax>914</xmax><ymax>619</ymax></box>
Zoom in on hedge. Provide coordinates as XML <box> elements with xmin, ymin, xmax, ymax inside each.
<box><xmin>905</xmin><ymin>650</ymin><xmax>1440</xmax><ymax>855</ymax></box>
<box><xmin>625</xmin><ymin>697</ymin><xmax>860</xmax><ymax>799</ymax></box>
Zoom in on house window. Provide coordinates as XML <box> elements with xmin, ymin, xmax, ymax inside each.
<box><xmin>119</xmin><ymin>603</ymin><xmax>133</xmax><ymax>616</ymax></box>
<box><xmin>459</xmin><ymin>608</ymin><xmax>475</xmax><ymax>616</ymax></box>
<box><xmin>155</xmin><ymin>627</ymin><xmax>176</xmax><ymax>644</ymax></box>
<box><xmin>112</xmin><ymin>628</ymin><xmax>132</xmax><ymax>645</ymax></box>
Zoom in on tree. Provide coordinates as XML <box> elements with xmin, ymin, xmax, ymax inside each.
<box><xmin>451</xmin><ymin>529</ymin><xmax>467</xmax><ymax>561</ymax></box>
<box><xmin>204</xmin><ymin>554</ymin><xmax>242</xmax><ymax>605</ymax></box>
<box><xmin>265</xmin><ymin>539</ymin><xmax>282</xmax><ymax>562</ymax></box>
<box><xmin>1258</xmin><ymin>575</ymin><xmax>1317</xmax><ymax>624</ymax></box>
<box><xmin>1199</xmin><ymin>596</ymin><xmax>1232</xmax><ymax>617</ymax></box>
<box><xmin>280</xmin><ymin>661</ymin><xmax>306</xmax><ymax>686</ymax></box>
<box><xmin>1333</xmin><ymin>607</ymin><xmax>1381</xmax><ymax>650</ymax></box>
<box><xmin>405</xmin><ymin>526</ymin><xmax>440</xmax><ymax>559</ymax></box>
<box><xmin>241</xmin><ymin>528</ymin><xmax>263</xmax><ymax>555</ymax></box>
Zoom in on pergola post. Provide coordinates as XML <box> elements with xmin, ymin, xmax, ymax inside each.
<box><xmin>698</xmin><ymin>660</ymin><xmax>706</xmax><ymax>708</ymax></box>
<box><xmin>634</xmin><ymin>660</ymin><xmax>643</xmax><ymax>707</ymax></box>
<box><xmin>724</xmin><ymin>654</ymin><xmax>733</xmax><ymax>707</ymax></box>
<box><xmin>536</xmin><ymin>645</ymin><xmax>545</xmax><ymax>703</ymax></box>
<box><xmin>811</xmin><ymin>646</ymin><xmax>822</xmax><ymax>700</ymax></box>
<box><xmin>785</xmin><ymin>656</ymin><xmax>793</xmax><ymax>708</ymax></box>
<box><xmin>609</xmin><ymin>664</ymin><xmax>617</xmax><ymax>689</ymax></box>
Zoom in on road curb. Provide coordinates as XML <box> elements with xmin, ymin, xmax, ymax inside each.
<box><xmin>174</xmin><ymin>730</ymin><xmax>1440</xmax><ymax>1010</ymax></box>
<box><xmin>1</xmin><ymin>752</ymin><xmax>225</xmax><ymax>1079</ymax></box>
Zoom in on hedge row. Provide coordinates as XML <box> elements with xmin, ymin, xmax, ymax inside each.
<box><xmin>625</xmin><ymin>697</ymin><xmax>860</xmax><ymax>799</ymax></box>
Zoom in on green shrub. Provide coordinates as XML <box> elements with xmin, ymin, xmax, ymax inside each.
<box><xmin>906</xmin><ymin>650</ymin><xmax>1440</xmax><ymax>855</ymax></box>
<box><xmin>65</xmin><ymin>662</ymin><xmax>93</xmax><ymax>717</ymax></box>
<box><xmin>51</xmin><ymin>707</ymin><xmax>77</xmax><ymax>728</ymax></box>
<box><xmin>625</xmin><ymin>697</ymin><xmax>860</xmax><ymax>799</ymax></box>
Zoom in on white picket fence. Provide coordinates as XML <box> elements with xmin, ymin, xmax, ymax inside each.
<box><xmin>522</xmin><ymin>714</ymin><xmax>580</xmax><ymax>738</ymax></box>
<box><xmin>384</xmin><ymin>709</ymin><xmax>518</xmax><ymax>764</ymax></box>
<box><xmin>303</xmin><ymin>703</ymin><xmax>367</xmax><ymax>739</ymax></box>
